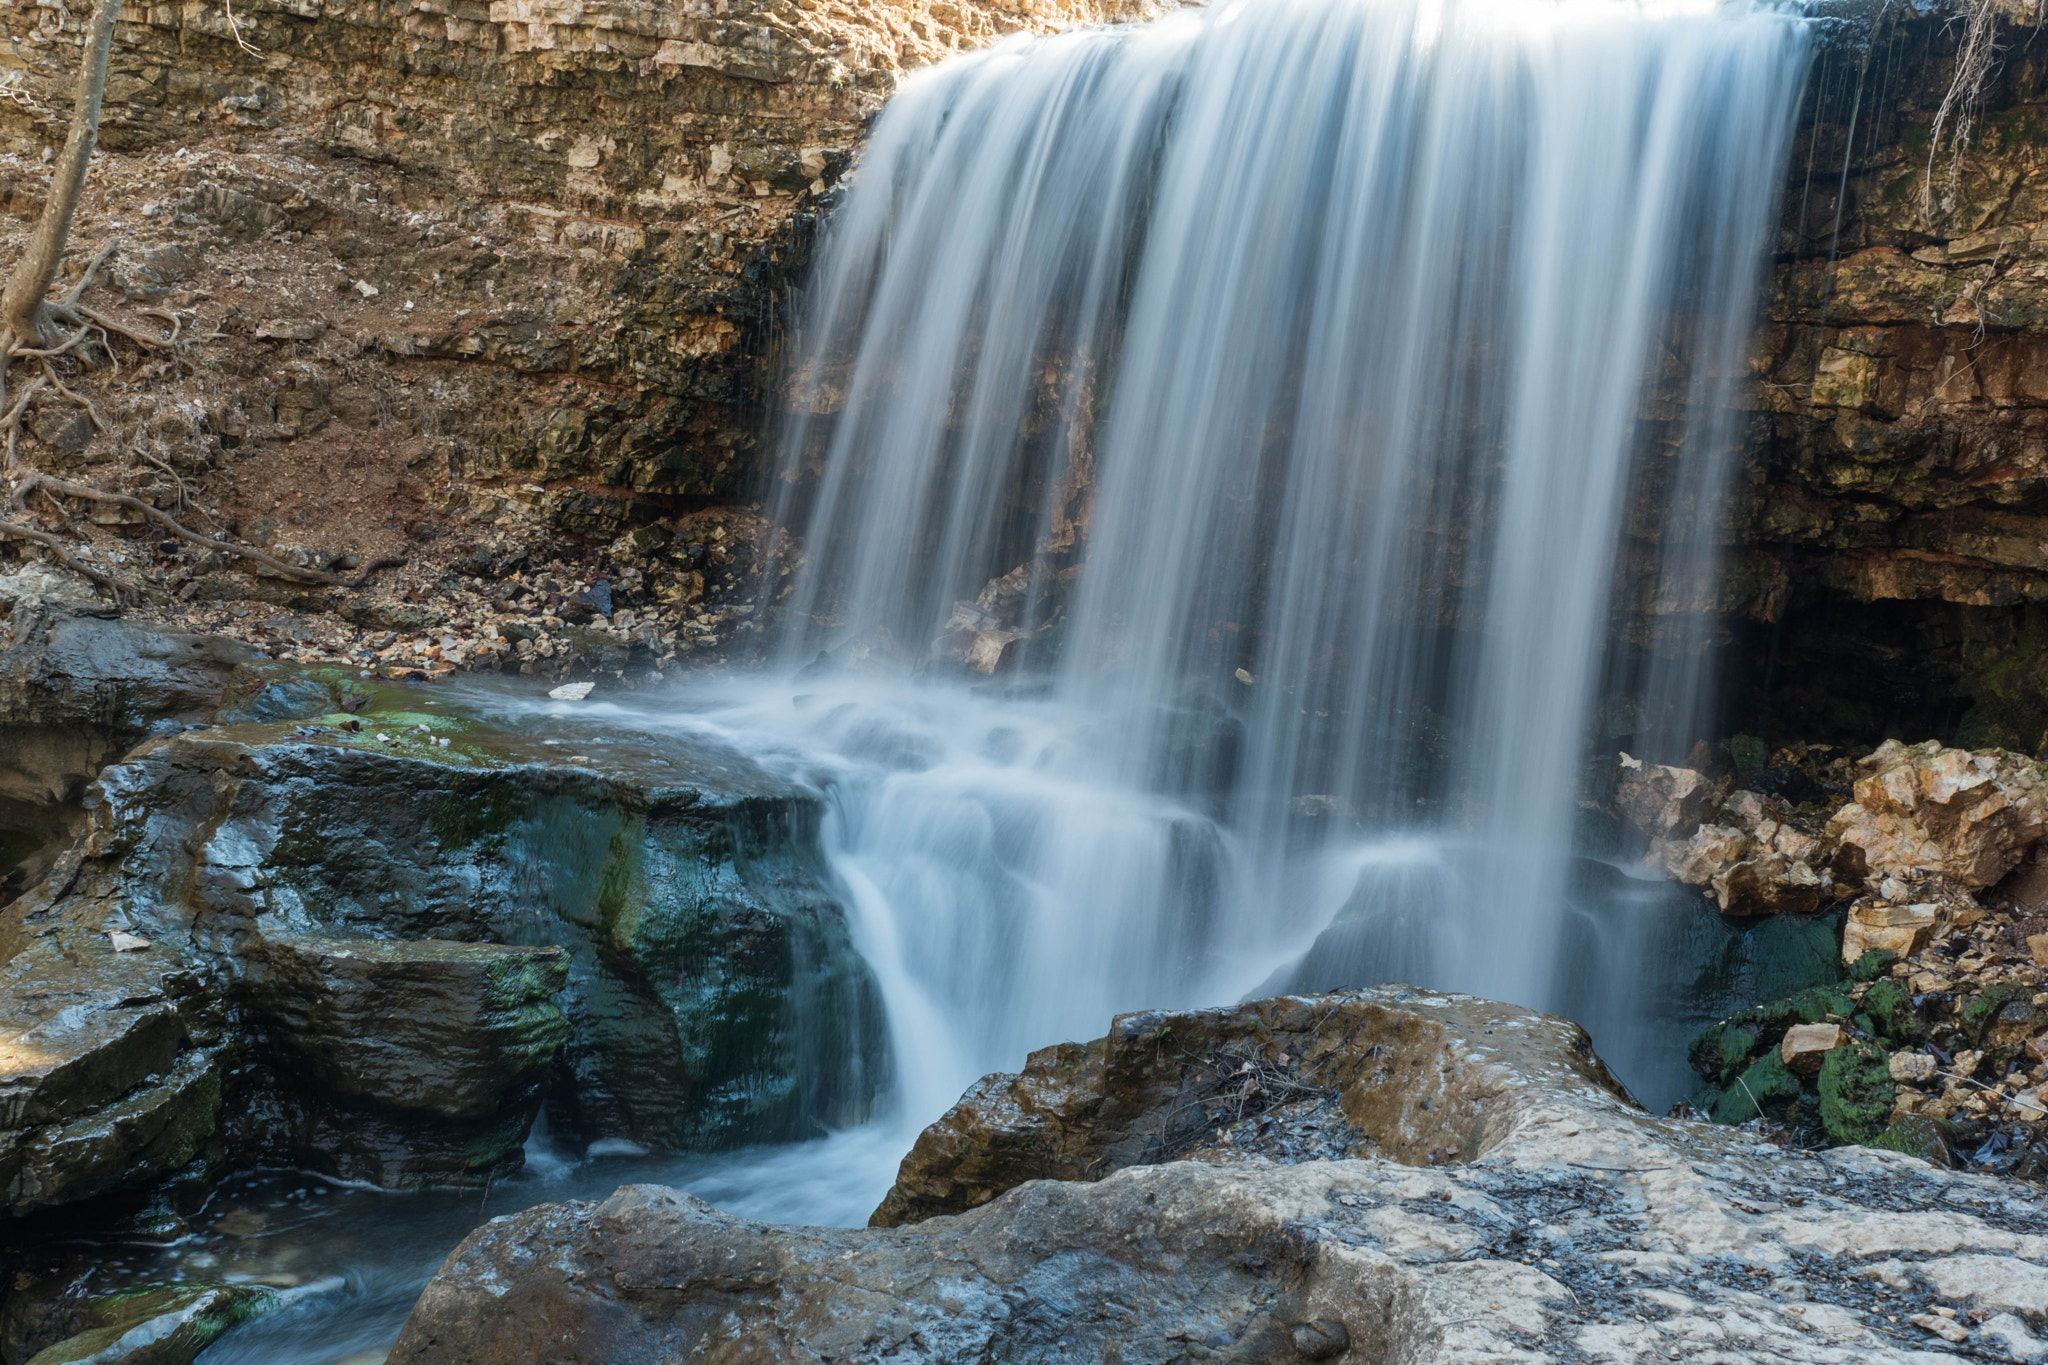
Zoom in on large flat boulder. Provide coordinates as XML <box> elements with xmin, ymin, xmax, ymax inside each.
<box><xmin>1</xmin><ymin>665</ymin><xmax>881</xmax><ymax>1212</ymax></box>
<box><xmin>389</xmin><ymin>987</ymin><xmax>2048</xmax><ymax>1364</ymax></box>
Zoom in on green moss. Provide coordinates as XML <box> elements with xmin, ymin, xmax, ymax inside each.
<box><xmin>1859</xmin><ymin>978</ymin><xmax>1922</xmax><ymax>1047</ymax></box>
<box><xmin>1818</xmin><ymin>1041</ymin><xmax>1895</xmax><ymax>1146</ymax></box>
<box><xmin>1687</xmin><ymin>1023</ymin><xmax>1761</xmax><ymax>1086</ymax></box>
<box><xmin>1711</xmin><ymin>1051</ymin><xmax>1801</xmax><ymax>1125</ymax></box>
<box><xmin>1848</xmin><ymin>950</ymin><xmax>1896</xmax><ymax>983</ymax></box>
<box><xmin>1869</xmin><ymin>1114</ymin><xmax>1952</xmax><ymax>1166</ymax></box>
<box><xmin>1959</xmin><ymin>984</ymin><xmax>2019</xmax><ymax>1045</ymax></box>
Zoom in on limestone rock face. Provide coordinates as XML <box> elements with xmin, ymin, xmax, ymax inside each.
<box><xmin>0</xmin><ymin>0</ymin><xmax>1170</xmax><ymax>542</ymax></box>
<box><xmin>1826</xmin><ymin>739</ymin><xmax>2047</xmax><ymax>889</ymax></box>
<box><xmin>869</xmin><ymin>988</ymin><xmax>1628</xmax><ymax>1227</ymax></box>
<box><xmin>388</xmin><ymin>986</ymin><xmax>2048</xmax><ymax>1365</ymax></box>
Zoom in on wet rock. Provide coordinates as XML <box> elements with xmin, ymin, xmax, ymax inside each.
<box><xmin>18</xmin><ymin>1281</ymin><xmax>275</xmax><ymax>1365</ymax></box>
<box><xmin>3</xmin><ymin>675</ymin><xmax>883</xmax><ymax>1210</ymax></box>
<box><xmin>389</xmin><ymin>986</ymin><xmax>2048</xmax><ymax>1365</ymax></box>
<box><xmin>1826</xmin><ymin>740</ymin><xmax>2047</xmax><ymax>890</ymax></box>
<box><xmin>239</xmin><ymin>934</ymin><xmax>570</xmax><ymax>1185</ymax></box>
<box><xmin>0</xmin><ymin>935</ymin><xmax>223</xmax><ymax>1213</ymax></box>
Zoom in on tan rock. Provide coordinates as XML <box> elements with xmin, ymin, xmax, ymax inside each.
<box><xmin>1890</xmin><ymin>1052</ymin><xmax>1937</xmax><ymax>1083</ymax></box>
<box><xmin>1709</xmin><ymin>854</ymin><xmax>1823</xmax><ymax>917</ymax></box>
<box><xmin>1618</xmin><ymin>762</ymin><xmax>1719</xmax><ymax>840</ymax></box>
<box><xmin>1825</xmin><ymin>740</ymin><xmax>2046</xmax><ymax>889</ymax></box>
<box><xmin>1842</xmin><ymin>899</ymin><xmax>1941</xmax><ymax>965</ymax></box>
<box><xmin>2025</xmin><ymin>1033</ymin><xmax>2048</xmax><ymax>1063</ymax></box>
<box><xmin>1782</xmin><ymin>1022</ymin><xmax>1846</xmax><ymax>1074</ymax></box>
<box><xmin>2029</xmin><ymin>932</ymin><xmax>2048</xmax><ymax>968</ymax></box>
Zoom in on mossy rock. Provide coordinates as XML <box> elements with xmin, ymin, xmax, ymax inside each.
<box><xmin>1869</xmin><ymin>1114</ymin><xmax>1952</xmax><ymax>1166</ymax></box>
<box><xmin>1847</xmin><ymin>949</ymin><xmax>1896</xmax><ymax>983</ymax></box>
<box><xmin>1959</xmin><ymin>985</ymin><xmax>2019</xmax><ymax>1046</ymax></box>
<box><xmin>1687</xmin><ymin>1023</ymin><xmax>1762</xmax><ymax>1086</ymax></box>
<box><xmin>24</xmin><ymin>1282</ymin><xmax>274</xmax><ymax>1365</ymax></box>
<box><xmin>1711</xmin><ymin>1051</ymin><xmax>1802</xmax><ymax>1125</ymax></box>
<box><xmin>1818</xmin><ymin>1041</ymin><xmax>1895</xmax><ymax>1146</ymax></box>
<box><xmin>1857</xmin><ymin>978</ymin><xmax>1923</xmax><ymax>1047</ymax></box>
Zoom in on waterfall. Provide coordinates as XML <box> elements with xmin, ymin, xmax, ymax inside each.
<box><xmin>753</xmin><ymin>0</ymin><xmax>1810</xmax><ymax>1116</ymax></box>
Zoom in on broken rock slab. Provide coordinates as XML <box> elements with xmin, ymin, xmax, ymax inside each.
<box><xmin>388</xmin><ymin>986</ymin><xmax>2048</xmax><ymax>1364</ymax></box>
<box><xmin>1827</xmin><ymin>739</ymin><xmax>2048</xmax><ymax>890</ymax></box>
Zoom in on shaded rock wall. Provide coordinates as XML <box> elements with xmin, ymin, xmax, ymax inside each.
<box><xmin>1735</xmin><ymin>9</ymin><xmax>2048</xmax><ymax>749</ymax></box>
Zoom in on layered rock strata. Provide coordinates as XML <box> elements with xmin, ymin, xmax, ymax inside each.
<box><xmin>390</xmin><ymin>986</ymin><xmax>2048</xmax><ymax>1364</ymax></box>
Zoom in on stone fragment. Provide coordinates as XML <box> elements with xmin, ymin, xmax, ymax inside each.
<box><xmin>964</xmin><ymin>629</ymin><xmax>1021</xmax><ymax>675</ymax></box>
<box><xmin>548</xmin><ymin>681</ymin><xmax>594</xmax><ymax>700</ymax></box>
<box><xmin>1618</xmin><ymin>761</ymin><xmax>1719</xmax><ymax>840</ymax></box>
<box><xmin>1781</xmin><ymin>1022</ymin><xmax>1846</xmax><ymax>1074</ymax></box>
<box><xmin>1842</xmin><ymin>900</ymin><xmax>1941</xmax><ymax>965</ymax></box>
<box><xmin>1824</xmin><ymin>740</ymin><xmax>2046</xmax><ymax>889</ymax></box>
<box><xmin>107</xmin><ymin>931</ymin><xmax>150</xmax><ymax>952</ymax></box>
<box><xmin>2026</xmin><ymin>1032</ymin><xmax>2048</xmax><ymax>1063</ymax></box>
<box><xmin>1889</xmin><ymin>1051</ymin><xmax>1937</xmax><ymax>1083</ymax></box>
<box><xmin>1911</xmin><ymin>1313</ymin><xmax>1971</xmax><ymax>1344</ymax></box>
<box><xmin>2030</xmin><ymin>932</ymin><xmax>2048</xmax><ymax>968</ymax></box>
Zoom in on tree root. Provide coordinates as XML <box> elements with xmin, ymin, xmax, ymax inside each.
<box><xmin>4</xmin><ymin>473</ymin><xmax>407</xmax><ymax>598</ymax></box>
<box><xmin>0</xmin><ymin>515</ymin><xmax>126</xmax><ymax>602</ymax></box>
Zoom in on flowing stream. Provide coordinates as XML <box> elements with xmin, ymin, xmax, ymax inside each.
<box><xmin>93</xmin><ymin>0</ymin><xmax>1825</xmax><ymax>1358</ymax></box>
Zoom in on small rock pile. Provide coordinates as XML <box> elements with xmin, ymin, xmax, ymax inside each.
<box><xmin>1628</xmin><ymin>740</ymin><xmax>2048</xmax><ymax>1169</ymax></box>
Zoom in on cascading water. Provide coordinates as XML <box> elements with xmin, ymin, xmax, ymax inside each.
<box><xmin>146</xmin><ymin>9</ymin><xmax>1823</xmax><ymax>1362</ymax></box>
<box><xmin>763</xmin><ymin>0</ymin><xmax>1811</xmax><ymax>1111</ymax></box>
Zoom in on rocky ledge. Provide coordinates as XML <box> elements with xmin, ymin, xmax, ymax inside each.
<box><xmin>0</xmin><ymin>579</ymin><xmax>882</xmax><ymax>1228</ymax></box>
<box><xmin>390</xmin><ymin>986</ymin><xmax>2048</xmax><ymax>1364</ymax></box>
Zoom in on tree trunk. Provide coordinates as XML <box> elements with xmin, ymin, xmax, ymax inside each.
<box><xmin>0</xmin><ymin>0</ymin><xmax>124</xmax><ymax>349</ymax></box>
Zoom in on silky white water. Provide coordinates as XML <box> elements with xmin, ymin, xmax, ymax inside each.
<box><xmin>765</xmin><ymin>0</ymin><xmax>1811</xmax><ymax>1109</ymax></box>
<box><xmin>167</xmin><ymin>5</ymin><xmax>1820</xmax><ymax>1359</ymax></box>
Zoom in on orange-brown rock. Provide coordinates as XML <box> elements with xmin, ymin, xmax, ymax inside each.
<box><xmin>1825</xmin><ymin>740</ymin><xmax>2046</xmax><ymax>890</ymax></box>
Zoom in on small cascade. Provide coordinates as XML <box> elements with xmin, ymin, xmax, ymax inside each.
<box><xmin>757</xmin><ymin>0</ymin><xmax>1811</xmax><ymax>1112</ymax></box>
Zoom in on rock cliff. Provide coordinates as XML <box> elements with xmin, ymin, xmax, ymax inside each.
<box><xmin>1735</xmin><ymin>8</ymin><xmax>2048</xmax><ymax>749</ymax></box>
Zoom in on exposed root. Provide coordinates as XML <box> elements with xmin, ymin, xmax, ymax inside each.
<box><xmin>59</xmin><ymin>240</ymin><xmax>118</xmax><ymax>307</ymax></box>
<box><xmin>37</xmin><ymin>358</ymin><xmax>105</xmax><ymax>430</ymax></box>
<box><xmin>6</xmin><ymin>472</ymin><xmax>407</xmax><ymax>591</ymax></box>
<box><xmin>64</xmin><ymin>302</ymin><xmax>174</xmax><ymax>350</ymax></box>
<box><xmin>0</xmin><ymin>374</ymin><xmax>46</xmax><ymax>472</ymax></box>
<box><xmin>0</xmin><ymin>516</ymin><xmax>123</xmax><ymax>602</ymax></box>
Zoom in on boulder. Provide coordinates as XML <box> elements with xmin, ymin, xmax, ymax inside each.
<box><xmin>1616</xmin><ymin>758</ymin><xmax>1720</xmax><ymax>839</ymax></box>
<box><xmin>869</xmin><ymin>988</ymin><xmax>1625</xmax><ymax>1227</ymax></box>
<box><xmin>388</xmin><ymin>986</ymin><xmax>2048</xmax><ymax>1365</ymax></box>
<box><xmin>238</xmin><ymin>934</ymin><xmax>571</xmax><ymax>1185</ymax></box>
<box><xmin>1824</xmin><ymin>740</ymin><xmax>2047</xmax><ymax>890</ymax></box>
<box><xmin>1779</xmin><ymin>1021</ymin><xmax>1845</xmax><ymax>1074</ymax></box>
<box><xmin>2</xmin><ymin>665</ymin><xmax>884</xmax><ymax>1212</ymax></box>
